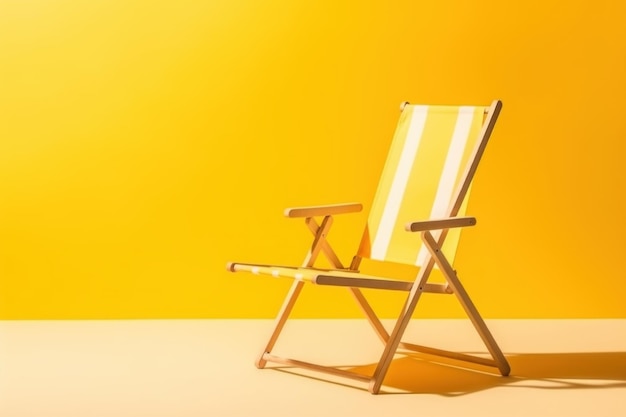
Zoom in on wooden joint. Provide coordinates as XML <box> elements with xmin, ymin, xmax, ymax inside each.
<box><xmin>262</xmin><ymin>354</ymin><xmax>371</xmax><ymax>383</ymax></box>
<box><xmin>420</xmin><ymin>283</ymin><xmax>453</xmax><ymax>294</ymax></box>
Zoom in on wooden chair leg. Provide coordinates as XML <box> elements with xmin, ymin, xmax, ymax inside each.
<box><xmin>349</xmin><ymin>287</ymin><xmax>389</xmax><ymax>344</ymax></box>
<box><xmin>367</xmin><ymin>262</ymin><xmax>435</xmax><ymax>394</ymax></box>
<box><xmin>255</xmin><ymin>280</ymin><xmax>305</xmax><ymax>368</ymax></box>
<box><xmin>257</xmin><ymin>216</ymin><xmax>333</xmax><ymax>368</ymax></box>
<box><xmin>421</xmin><ymin>231</ymin><xmax>510</xmax><ymax>376</ymax></box>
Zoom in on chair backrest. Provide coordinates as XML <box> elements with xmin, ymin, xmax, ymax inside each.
<box><xmin>357</xmin><ymin>101</ymin><xmax>501</xmax><ymax>267</ymax></box>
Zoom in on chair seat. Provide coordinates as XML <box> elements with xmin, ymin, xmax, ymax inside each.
<box><xmin>228</xmin><ymin>262</ymin><xmax>413</xmax><ymax>291</ymax></box>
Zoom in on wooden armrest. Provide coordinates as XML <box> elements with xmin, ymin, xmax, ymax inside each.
<box><xmin>284</xmin><ymin>202</ymin><xmax>363</xmax><ymax>218</ymax></box>
<box><xmin>405</xmin><ymin>216</ymin><xmax>476</xmax><ymax>232</ymax></box>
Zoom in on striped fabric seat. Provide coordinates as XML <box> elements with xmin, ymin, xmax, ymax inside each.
<box><xmin>360</xmin><ymin>105</ymin><xmax>485</xmax><ymax>267</ymax></box>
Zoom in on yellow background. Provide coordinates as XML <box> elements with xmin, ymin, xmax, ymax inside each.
<box><xmin>1</xmin><ymin>0</ymin><xmax>625</xmax><ymax>319</ymax></box>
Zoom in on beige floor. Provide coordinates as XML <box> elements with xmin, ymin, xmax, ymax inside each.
<box><xmin>1</xmin><ymin>319</ymin><xmax>625</xmax><ymax>417</ymax></box>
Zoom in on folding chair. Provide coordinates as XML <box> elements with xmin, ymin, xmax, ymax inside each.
<box><xmin>227</xmin><ymin>100</ymin><xmax>510</xmax><ymax>394</ymax></box>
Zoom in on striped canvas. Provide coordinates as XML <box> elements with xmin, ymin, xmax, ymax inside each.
<box><xmin>358</xmin><ymin>105</ymin><xmax>486</xmax><ymax>267</ymax></box>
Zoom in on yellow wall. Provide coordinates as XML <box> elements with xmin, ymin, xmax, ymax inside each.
<box><xmin>1</xmin><ymin>0</ymin><xmax>625</xmax><ymax>319</ymax></box>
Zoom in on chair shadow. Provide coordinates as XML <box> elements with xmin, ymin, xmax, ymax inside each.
<box><xmin>273</xmin><ymin>351</ymin><xmax>626</xmax><ymax>395</ymax></box>
<box><xmin>368</xmin><ymin>351</ymin><xmax>626</xmax><ymax>395</ymax></box>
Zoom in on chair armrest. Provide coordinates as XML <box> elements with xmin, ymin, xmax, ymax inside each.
<box><xmin>284</xmin><ymin>202</ymin><xmax>363</xmax><ymax>218</ymax></box>
<box><xmin>405</xmin><ymin>216</ymin><xmax>476</xmax><ymax>232</ymax></box>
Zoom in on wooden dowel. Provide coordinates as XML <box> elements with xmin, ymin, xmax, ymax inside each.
<box><xmin>421</xmin><ymin>283</ymin><xmax>453</xmax><ymax>294</ymax></box>
<box><xmin>314</xmin><ymin>275</ymin><xmax>412</xmax><ymax>291</ymax></box>
<box><xmin>262</xmin><ymin>354</ymin><xmax>371</xmax><ymax>383</ymax></box>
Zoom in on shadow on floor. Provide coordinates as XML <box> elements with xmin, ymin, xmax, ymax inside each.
<box><xmin>273</xmin><ymin>351</ymin><xmax>626</xmax><ymax>395</ymax></box>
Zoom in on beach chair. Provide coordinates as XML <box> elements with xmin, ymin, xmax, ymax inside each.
<box><xmin>227</xmin><ymin>100</ymin><xmax>510</xmax><ymax>394</ymax></box>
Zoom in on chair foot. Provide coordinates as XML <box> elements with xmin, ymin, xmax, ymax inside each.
<box><xmin>255</xmin><ymin>353</ymin><xmax>268</xmax><ymax>369</ymax></box>
<box><xmin>368</xmin><ymin>379</ymin><xmax>381</xmax><ymax>395</ymax></box>
<box><xmin>499</xmin><ymin>362</ymin><xmax>511</xmax><ymax>377</ymax></box>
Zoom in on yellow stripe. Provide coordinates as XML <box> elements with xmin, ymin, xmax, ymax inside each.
<box><xmin>440</xmin><ymin>107</ymin><xmax>484</xmax><ymax>261</ymax></box>
<box><xmin>451</xmin><ymin>107</ymin><xmax>485</xmax><ymax>210</ymax></box>
<box><xmin>360</xmin><ymin>105</ymin><xmax>487</xmax><ymax>267</ymax></box>
<box><xmin>384</xmin><ymin>106</ymin><xmax>459</xmax><ymax>264</ymax></box>
<box><xmin>361</xmin><ymin>106</ymin><xmax>414</xmax><ymax>259</ymax></box>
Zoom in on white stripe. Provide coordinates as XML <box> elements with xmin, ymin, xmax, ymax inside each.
<box><xmin>371</xmin><ymin>106</ymin><xmax>428</xmax><ymax>260</ymax></box>
<box><xmin>416</xmin><ymin>107</ymin><xmax>475</xmax><ymax>266</ymax></box>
